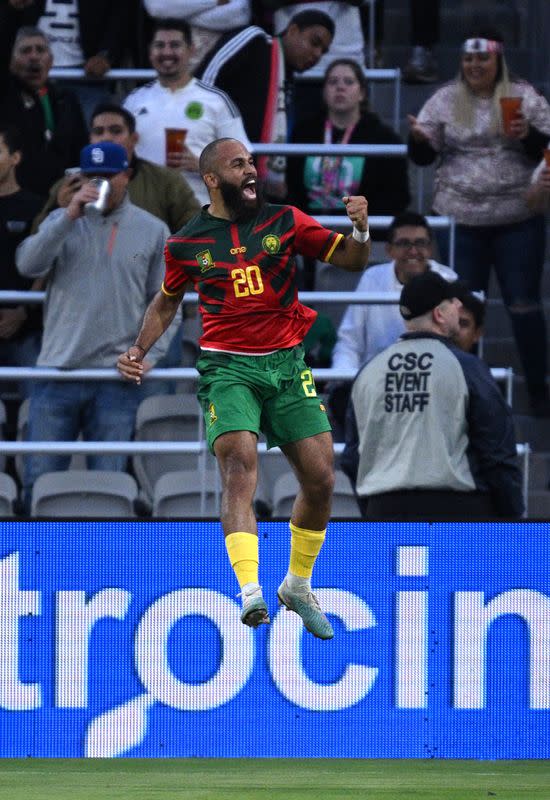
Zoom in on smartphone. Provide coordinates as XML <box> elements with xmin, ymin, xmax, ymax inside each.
<box><xmin>65</xmin><ymin>167</ymin><xmax>81</xmax><ymax>176</ymax></box>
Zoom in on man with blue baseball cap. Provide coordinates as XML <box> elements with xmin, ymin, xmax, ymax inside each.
<box><xmin>72</xmin><ymin>141</ymin><xmax>129</xmax><ymax>217</ymax></box>
<box><xmin>80</xmin><ymin>141</ymin><xmax>129</xmax><ymax>174</ymax></box>
<box><xmin>16</xmin><ymin>140</ymin><xmax>180</xmax><ymax>511</ymax></box>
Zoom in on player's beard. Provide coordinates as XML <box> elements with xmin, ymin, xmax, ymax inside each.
<box><xmin>219</xmin><ymin>179</ymin><xmax>264</xmax><ymax>222</ymax></box>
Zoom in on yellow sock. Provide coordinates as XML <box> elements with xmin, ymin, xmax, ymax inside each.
<box><xmin>225</xmin><ymin>532</ymin><xmax>259</xmax><ymax>589</ymax></box>
<box><xmin>288</xmin><ymin>522</ymin><xmax>326</xmax><ymax>579</ymax></box>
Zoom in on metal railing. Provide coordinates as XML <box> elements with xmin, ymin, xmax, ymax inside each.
<box><xmin>7</xmin><ymin>211</ymin><xmax>456</xmax><ymax>269</ymax></box>
<box><xmin>0</xmin><ymin>439</ymin><xmax>530</xmax><ymax>518</ymax></box>
<box><xmin>0</xmin><ymin>363</ymin><xmax>515</xmax><ymax>408</ymax></box>
<box><xmin>50</xmin><ymin>49</ymin><xmax>400</xmax><ymax>128</ymax></box>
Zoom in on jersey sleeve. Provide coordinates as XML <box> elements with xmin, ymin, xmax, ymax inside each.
<box><xmin>161</xmin><ymin>240</ymin><xmax>190</xmax><ymax>296</ymax></box>
<box><xmin>290</xmin><ymin>206</ymin><xmax>344</xmax><ymax>262</ymax></box>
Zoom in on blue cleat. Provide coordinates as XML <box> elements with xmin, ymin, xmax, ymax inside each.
<box><xmin>277</xmin><ymin>579</ymin><xmax>334</xmax><ymax>640</ymax></box>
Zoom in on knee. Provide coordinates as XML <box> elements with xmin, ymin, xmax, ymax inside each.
<box><xmin>220</xmin><ymin>452</ymin><xmax>257</xmax><ymax>496</ymax></box>
<box><xmin>301</xmin><ymin>464</ymin><xmax>335</xmax><ymax>504</ymax></box>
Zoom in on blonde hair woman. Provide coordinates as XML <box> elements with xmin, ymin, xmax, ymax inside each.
<box><xmin>408</xmin><ymin>26</ymin><xmax>550</xmax><ymax>416</ymax></box>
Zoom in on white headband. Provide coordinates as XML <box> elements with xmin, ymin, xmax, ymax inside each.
<box><xmin>463</xmin><ymin>38</ymin><xmax>503</xmax><ymax>54</ymax></box>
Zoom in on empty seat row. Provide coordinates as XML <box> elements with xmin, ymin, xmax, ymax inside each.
<box><xmin>0</xmin><ymin>466</ymin><xmax>362</xmax><ymax>518</ymax></box>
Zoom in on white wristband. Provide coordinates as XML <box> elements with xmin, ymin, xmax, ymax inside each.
<box><xmin>352</xmin><ymin>225</ymin><xmax>370</xmax><ymax>243</ymax></box>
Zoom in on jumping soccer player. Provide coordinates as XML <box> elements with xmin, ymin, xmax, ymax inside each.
<box><xmin>117</xmin><ymin>137</ymin><xmax>370</xmax><ymax>639</ymax></box>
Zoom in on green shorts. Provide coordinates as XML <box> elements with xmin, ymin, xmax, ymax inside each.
<box><xmin>196</xmin><ymin>345</ymin><xmax>332</xmax><ymax>452</ymax></box>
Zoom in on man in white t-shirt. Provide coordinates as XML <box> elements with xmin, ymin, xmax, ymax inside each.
<box><xmin>328</xmin><ymin>211</ymin><xmax>457</xmax><ymax>437</ymax></box>
<box><xmin>123</xmin><ymin>18</ymin><xmax>251</xmax><ymax>206</ymax></box>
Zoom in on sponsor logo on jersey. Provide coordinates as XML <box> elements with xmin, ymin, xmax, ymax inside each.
<box><xmin>262</xmin><ymin>234</ymin><xmax>281</xmax><ymax>255</ymax></box>
<box><xmin>230</xmin><ymin>246</ymin><xmax>247</xmax><ymax>255</ymax></box>
<box><xmin>209</xmin><ymin>403</ymin><xmax>217</xmax><ymax>425</ymax></box>
<box><xmin>196</xmin><ymin>249</ymin><xmax>215</xmax><ymax>271</ymax></box>
<box><xmin>185</xmin><ymin>101</ymin><xmax>204</xmax><ymax>120</ymax></box>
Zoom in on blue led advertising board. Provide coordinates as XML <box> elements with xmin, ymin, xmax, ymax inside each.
<box><xmin>0</xmin><ymin>521</ymin><xmax>548</xmax><ymax>758</ymax></box>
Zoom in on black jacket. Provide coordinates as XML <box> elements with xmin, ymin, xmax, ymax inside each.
<box><xmin>195</xmin><ymin>25</ymin><xmax>279</xmax><ymax>142</ymax></box>
<box><xmin>287</xmin><ymin>110</ymin><xmax>410</xmax><ymax>219</ymax></box>
<box><xmin>0</xmin><ymin>76</ymin><xmax>88</xmax><ymax>196</ymax></box>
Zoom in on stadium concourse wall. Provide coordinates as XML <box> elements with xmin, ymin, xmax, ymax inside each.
<box><xmin>0</xmin><ymin>520</ymin><xmax>549</xmax><ymax>759</ymax></box>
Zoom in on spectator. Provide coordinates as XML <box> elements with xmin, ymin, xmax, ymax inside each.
<box><xmin>123</xmin><ymin>18</ymin><xmax>251</xmax><ymax>206</ymax></box>
<box><xmin>452</xmin><ymin>285</ymin><xmax>486</xmax><ymax>354</ymax></box>
<box><xmin>0</xmin><ymin>123</ymin><xmax>45</xmax><ymax>408</ymax></box>
<box><xmin>195</xmin><ymin>9</ymin><xmax>334</xmax><ymax>196</ymax></box>
<box><xmin>32</xmin><ymin>102</ymin><xmax>200</xmax><ymax>233</ymax></box>
<box><xmin>408</xmin><ymin>27</ymin><xmax>550</xmax><ymax>417</ymax></box>
<box><xmin>0</xmin><ymin>26</ymin><xmax>88</xmax><ymax>196</ymax></box>
<box><xmin>402</xmin><ymin>0</ymin><xmax>440</xmax><ymax>84</ymax></box>
<box><xmin>0</xmin><ymin>0</ymin><xmax>134</xmax><ymax>122</ymax></box>
<box><xmin>268</xmin><ymin>1</ymin><xmax>364</xmax><ymax>74</ymax></box>
<box><xmin>287</xmin><ymin>58</ymin><xmax>410</xmax><ymax>222</ymax></box>
<box><xmin>16</xmin><ymin>142</ymin><xmax>180</xmax><ymax>509</ymax></box>
<box><xmin>341</xmin><ymin>271</ymin><xmax>524</xmax><ymax>521</ymax></box>
<box><xmin>328</xmin><ymin>212</ymin><xmax>456</xmax><ymax>438</ymax></box>
<box><xmin>142</xmin><ymin>0</ymin><xmax>251</xmax><ymax>70</ymax></box>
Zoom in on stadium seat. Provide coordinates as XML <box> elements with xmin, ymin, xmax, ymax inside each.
<box><xmin>30</xmin><ymin>470</ymin><xmax>138</xmax><ymax>517</ymax></box>
<box><xmin>16</xmin><ymin>398</ymin><xmax>86</xmax><ymax>481</ymax></box>
<box><xmin>152</xmin><ymin>469</ymin><xmax>220</xmax><ymax>517</ymax></box>
<box><xmin>0</xmin><ymin>472</ymin><xmax>18</xmax><ymax>516</ymax></box>
<box><xmin>271</xmin><ymin>469</ymin><xmax>362</xmax><ymax>518</ymax></box>
<box><xmin>132</xmin><ymin>393</ymin><xmax>214</xmax><ymax>507</ymax></box>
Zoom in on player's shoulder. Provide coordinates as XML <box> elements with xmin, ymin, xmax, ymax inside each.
<box><xmin>167</xmin><ymin>210</ymin><xmax>209</xmax><ymax>245</ymax></box>
<box><xmin>253</xmin><ymin>203</ymin><xmax>299</xmax><ymax>230</ymax></box>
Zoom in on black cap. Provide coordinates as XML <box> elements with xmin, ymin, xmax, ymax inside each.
<box><xmin>399</xmin><ymin>272</ymin><xmax>460</xmax><ymax>320</ymax></box>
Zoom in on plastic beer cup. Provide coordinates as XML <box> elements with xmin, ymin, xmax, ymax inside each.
<box><xmin>499</xmin><ymin>97</ymin><xmax>522</xmax><ymax>135</ymax></box>
<box><xmin>165</xmin><ymin>128</ymin><xmax>187</xmax><ymax>164</ymax></box>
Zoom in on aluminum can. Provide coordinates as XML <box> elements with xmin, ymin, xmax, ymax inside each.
<box><xmin>85</xmin><ymin>177</ymin><xmax>110</xmax><ymax>214</ymax></box>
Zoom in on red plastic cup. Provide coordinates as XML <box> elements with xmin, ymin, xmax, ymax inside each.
<box><xmin>499</xmin><ymin>97</ymin><xmax>522</xmax><ymax>135</ymax></box>
<box><xmin>165</xmin><ymin>128</ymin><xmax>187</xmax><ymax>163</ymax></box>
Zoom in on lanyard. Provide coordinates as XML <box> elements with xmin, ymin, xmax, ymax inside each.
<box><xmin>320</xmin><ymin>119</ymin><xmax>356</xmax><ymax>193</ymax></box>
<box><xmin>38</xmin><ymin>86</ymin><xmax>55</xmax><ymax>140</ymax></box>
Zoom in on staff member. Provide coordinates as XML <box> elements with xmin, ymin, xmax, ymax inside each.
<box><xmin>341</xmin><ymin>271</ymin><xmax>524</xmax><ymax>521</ymax></box>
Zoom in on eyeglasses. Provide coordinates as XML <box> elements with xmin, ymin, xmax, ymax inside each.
<box><xmin>391</xmin><ymin>238</ymin><xmax>431</xmax><ymax>250</ymax></box>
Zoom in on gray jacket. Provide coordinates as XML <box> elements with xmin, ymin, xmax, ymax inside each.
<box><xmin>342</xmin><ymin>332</ymin><xmax>524</xmax><ymax>518</ymax></box>
<box><xmin>16</xmin><ymin>196</ymin><xmax>179</xmax><ymax>368</ymax></box>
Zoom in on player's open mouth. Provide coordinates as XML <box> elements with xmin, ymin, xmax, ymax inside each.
<box><xmin>242</xmin><ymin>179</ymin><xmax>257</xmax><ymax>200</ymax></box>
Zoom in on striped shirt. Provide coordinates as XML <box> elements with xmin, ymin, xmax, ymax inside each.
<box><xmin>162</xmin><ymin>204</ymin><xmax>343</xmax><ymax>353</ymax></box>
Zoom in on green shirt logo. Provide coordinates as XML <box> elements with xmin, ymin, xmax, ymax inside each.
<box><xmin>185</xmin><ymin>101</ymin><xmax>204</xmax><ymax>120</ymax></box>
<box><xmin>196</xmin><ymin>249</ymin><xmax>215</xmax><ymax>271</ymax></box>
<box><xmin>262</xmin><ymin>234</ymin><xmax>281</xmax><ymax>255</ymax></box>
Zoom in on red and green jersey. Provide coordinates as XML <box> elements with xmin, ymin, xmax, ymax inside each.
<box><xmin>162</xmin><ymin>204</ymin><xmax>343</xmax><ymax>354</ymax></box>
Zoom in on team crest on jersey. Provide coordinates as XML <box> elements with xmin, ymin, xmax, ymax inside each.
<box><xmin>262</xmin><ymin>234</ymin><xmax>280</xmax><ymax>255</ymax></box>
<box><xmin>185</xmin><ymin>101</ymin><xmax>203</xmax><ymax>120</ymax></box>
<box><xmin>196</xmin><ymin>249</ymin><xmax>215</xmax><ymax>271</ymax></box>
<box><xmin>209</xmin><ymin>403</ymin><xmax>217</xmax><ymax>425</ymax></box>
